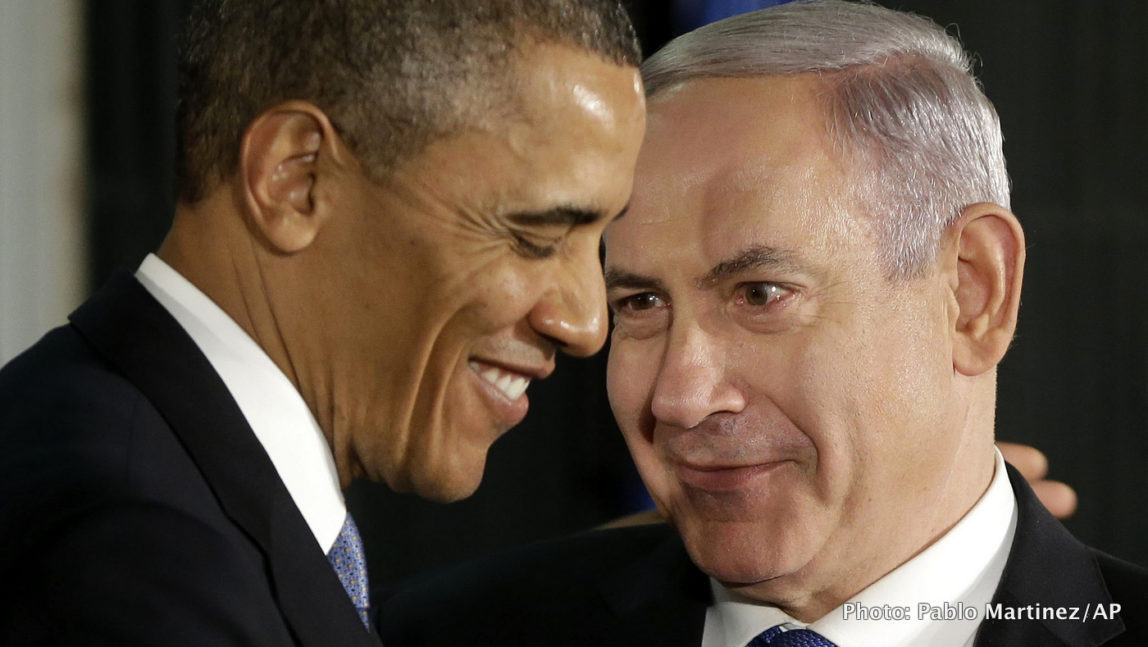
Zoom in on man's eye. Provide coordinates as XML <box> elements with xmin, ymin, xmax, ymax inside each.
<box><xmin>739</xmin><ymin>282</ymin><xmax>790</xmax><ymax>307</ymax></box>
<box><xmin>512</xmin><ymin>234</ymin><xmax>559</xmax><ymax>259</ymax></box>
<box><xmin>612</xmin><ymin>292</ymin><xmax>665</xmax><ymax>313</ymax></box>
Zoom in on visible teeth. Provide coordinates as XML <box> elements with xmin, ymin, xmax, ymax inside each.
<box><xmin>471</xmin><ymin>362</ymin><xmax>531</xmax><ymax>400</ymax></box>
<box><xmin>496</xmin><ymin>373</ymin><xmax>512</xmax><ymax>393</ymax></box>
<box><xmin>505</xmin><ymin>376</ymin><xmax>529</xmax><ymax>400</ymax></box>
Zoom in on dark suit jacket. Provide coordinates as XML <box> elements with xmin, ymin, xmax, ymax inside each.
<box><xmin>0</xmin><ymin>272</ymin><xmax>381</xmax><ymax>646</ymax></box>
<box><xmin>379</xmin><ymin>464</ymin><xmax>1148</xmax><ymax>646</ymax></box>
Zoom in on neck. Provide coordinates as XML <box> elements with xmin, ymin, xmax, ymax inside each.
<box><xmin>160</xmin><ymin>194</ymin><xmax>282</xmax><ymax>369</ymax></box>
<box><xmin>159</xmin><ymin>193</ymin><xmax>356</xmax><ymax>485</ymax></box>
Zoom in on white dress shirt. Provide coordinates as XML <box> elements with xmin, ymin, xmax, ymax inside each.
<box><xmin>136</xmin><ymin>254</ymin><xmax>346</xmax><ymax>553</ymax></box>
<box><xmin>701</xmin><ymin>448</ymin><xmax>1018</xmax><ymax>647</ymax></box>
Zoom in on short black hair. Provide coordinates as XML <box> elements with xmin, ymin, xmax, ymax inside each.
<box><xmin>176</xmin><ymin>0</ymin><xmax>642</xmax><ymax>203</ymax></box>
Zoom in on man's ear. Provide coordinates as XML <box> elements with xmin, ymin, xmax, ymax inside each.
<box><xmin>239</xmin><ymin>101</ymin><xmax>341</xmax><ymax>254</ymax></box>
<box><xmin>948</xmin><ymin>202</ymin><xmax>1026</xmax><ymax>376</ymax></box>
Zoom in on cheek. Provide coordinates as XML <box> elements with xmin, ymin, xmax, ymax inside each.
<box><xmin>734</xmin><ymin>332</ymin><xmax>860</xmax><ymax>500</ymax></box>
<box><xmin>442</xmin><ymin>258</ymin><xmax>544</xmax><ymax>331</ymax></box>
<box><xmin>776</xmin><ymin>312</ymin><xmax>949</xmax><ymax>496</ymax></box>
<box><xmin>848</xmin><ymin>305</ymin><xmax>952</xmax><ymax>432</ymax></box>
<box><xmin>607</xmin><ymin>339</ymin><xmax>677</xmax><ymax>497</ymax></box>
<box><xmin>606</xmin><ymin>338</ymin><xmax>658</xmax><ymax>435</ymax></box>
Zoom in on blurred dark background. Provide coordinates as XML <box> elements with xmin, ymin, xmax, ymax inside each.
<box><xmin>83</xmin><ymin>0</ymin><xmax>1148</xmax><ymax>584</ymax></box>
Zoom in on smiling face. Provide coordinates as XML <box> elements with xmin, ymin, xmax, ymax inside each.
<box><xmin>605</xmin><ymin>76</ymin><xmax>980</xmax><ymax>614</ymax></box>
<box><xmin>305</xmin><ymin>43</ymin><xmax>645</xmax><ymax>500</ymax></box>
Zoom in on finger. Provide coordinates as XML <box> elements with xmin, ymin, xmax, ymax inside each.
<box><xmin>997</xmin><ymin>441</ymin><xmax>1048</xmax><ymax>480</ymax></box>
<box><xmin>1030</xmin><ymin>480</ymin><xmax>1078</xmax><ymax>519</ymax></box>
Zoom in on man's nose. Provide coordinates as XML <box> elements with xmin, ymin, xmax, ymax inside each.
<box><xmin>528</xmin><ymin>247</ymin><xmax>608</xmax><ymax>357</ymax></box>
<box><xmin>649</xmin><ymin>325</ymin><xmax>746</xmax><ymax>430</ymax></box>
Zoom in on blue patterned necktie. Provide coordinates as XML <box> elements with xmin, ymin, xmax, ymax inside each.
<box><xmin>328</xmin><ymin>514</ymin><xmax>370</xmax><ymax>628</ymax></box>
<box><xmin>748</xmin><ymin>624</ymin><xmax>838</xmax><ymax>647</ymax></box>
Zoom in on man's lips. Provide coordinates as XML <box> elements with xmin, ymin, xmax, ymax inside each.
<box><xmin>673</xmin><ymin>459</ymin><xmax>793</xmax><ymax>492</ymax></box>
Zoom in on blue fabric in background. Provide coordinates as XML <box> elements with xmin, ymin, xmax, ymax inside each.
<box><xmin>673</xmin><ymin>0</ymin><xmax>796</xmax><ymax>33</ymax></box>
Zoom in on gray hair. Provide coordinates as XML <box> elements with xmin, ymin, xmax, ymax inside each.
<box><xmin>642</xmin><ymin>0</ymin><xmax>1010</xmax><ymax>278</ymax></box>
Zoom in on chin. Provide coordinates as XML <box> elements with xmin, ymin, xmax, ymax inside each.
<box><xmin>407</xmin><ymin>450</ymin><xmax>489</xmax><ymax>503</ymax></box>
<box><xmin>417</xmin><ymin>477</ymin><xmax>483</xmax><ymax>503</ymax></box>
<box><xmin>689</xmin><ymin>544</ymin><xmax>789</xmax><ymax>587</ymax></box>
<box><xmin>676</xmin><ymin>516</ymin><xmax>809</xmax><ymax>587</ymax></box>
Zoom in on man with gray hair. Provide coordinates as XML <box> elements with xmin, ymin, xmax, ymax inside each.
<box><xmin>379</xmin><ymin>2</ymin><xmax>1148</xmax><ymax>645</ymax></box>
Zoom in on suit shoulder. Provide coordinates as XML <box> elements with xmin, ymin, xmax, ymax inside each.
<box><xmin>0</xmin><ymin>323</ymin><xmax>152</xmax><ymax>477</ymax></box>
<box><xmin>0</xmin><ymin>323</ymin><xmax>144</xmax><ymax>437</ymax></box>
<box><xmin>1092</xmin><ymin>549</ymin><xmax>1148</xmax><ymax>643</ymax></box>
<box><xmin>0</xmin><ymin>323</ymin><xmax>219</xmax><ymax>554</ymax></box>
<box><xmin>1094</xmin><ymin>548</ymin><xmax>1148</xmax><ymax>591</ymax></box>
<box><xmin>0</xmin><ymin>327</ymin><xmax>297</xmax><ymax>645</ymax></box>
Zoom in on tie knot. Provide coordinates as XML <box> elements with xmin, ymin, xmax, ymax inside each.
<box><xmin>748</xmin><ymin>624</ymin><xmax>837</xmax><ymax>647</ymax></box>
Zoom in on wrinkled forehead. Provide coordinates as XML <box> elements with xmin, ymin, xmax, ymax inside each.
<box><xmin>604</xmin><ymin>75</ymin><xmax>861</xmax><ymax>272</ymax></box>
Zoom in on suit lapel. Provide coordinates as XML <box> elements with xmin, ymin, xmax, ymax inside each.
<box><xmin>975</xmin><ymin>463</ymin><xmax>1123</xmax><ymax>646</ymax></box>
<box><xmin>597</xmin><ymin>524</ymin><xmax>710</xmax><ymax>646</ymax></box>
<box><xmin>70</xmin><ymin>272</ymin><xmax>380</xmax><ymax>647</ymax></box>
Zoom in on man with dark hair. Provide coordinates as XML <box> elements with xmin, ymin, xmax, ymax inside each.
<box><xmin>0</xmin><ymin>1</ymin><xmax>643</xmax><ymax>644</ymax></box>
<box><xmin>175</xmin><ymin>0</ymin><xmax>642</xmax><ymax>204</ymax></box>
<box><xmin>378</xmin><ymin>2</ymin><xmax>1148</xmax><ymax>646</ymax></box>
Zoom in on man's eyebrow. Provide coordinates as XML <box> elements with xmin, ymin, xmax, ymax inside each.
<box><xmin>605</xmin><ymin>245</ymin><xmax>799</xmax><ymax>292</ymax></box>
<box><xmin>603</xmin><ymin>268</ymin><xmax>667</xmax><ymax>294</ymax></box>
<box><xmin>507</xmin><ymin>202</ymin><xmax>630</xmax><ymax>227</ymax></box>
<box><xmin>699</xmin><ymin>245</ymin><xmax>799</xmax><ymax>287</ymax></box>
<box><xmin>507</xmin><ymin>206</ymin><xmax>606</xmax><ymax>227</ymax></box>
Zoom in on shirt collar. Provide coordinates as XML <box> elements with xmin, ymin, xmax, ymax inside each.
<box><xmin>703</xmin><ymin>448</ymin><xmax>1018</xmax><ymax>647</ymax></box>
<box><xmin>136</xmin><ymin>254</ymin><xmax>346</xmax><ymax>552</ymax></box>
